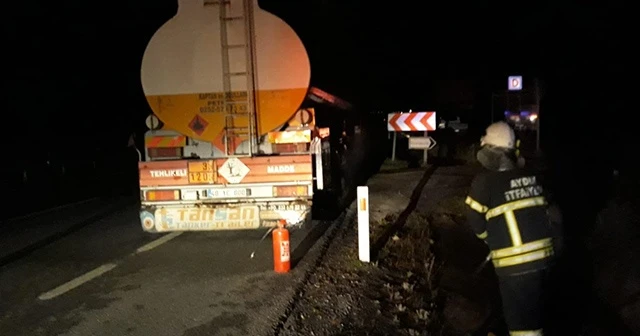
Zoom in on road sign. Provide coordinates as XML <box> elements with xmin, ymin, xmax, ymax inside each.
<box><xmin>408</xmin><ymin>136</ymin><xmax>437</xmax><ymax>150</ymax></box>
<box><xmin>508</xmin><ymin>76</ymin><xmax>523</xmax><ymax>91</ymax></box>
<box><xmin>387</xmin><ymin>112</ymin><xmax>436</xmax><ymax>132</ymax></box>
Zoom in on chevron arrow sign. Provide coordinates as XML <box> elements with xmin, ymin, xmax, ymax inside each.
<box><xmin>387</xmin><ymin>112</ymin><xmax>436</xmax><ymax>132</ymax></box>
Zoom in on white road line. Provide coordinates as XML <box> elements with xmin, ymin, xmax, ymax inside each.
<box><xmin>36</xmin><ymin>232</ymin><xmax>182</xmax><ymax>301</ymax></box>
<box><xmin>135</xmin><ymin>232</ymin><xmax>183</xmax><ymax>254</ymax></box>
<box><xmin>38</xmin><ymin>263</ymin><xmax>118</xmax><ymax>301</ymax></box>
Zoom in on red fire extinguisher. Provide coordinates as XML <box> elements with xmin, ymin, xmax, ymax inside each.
<box><xmin>272</xmin><ymin>219</ymin><xmax>290</xmax><ymax>273</ymax></box>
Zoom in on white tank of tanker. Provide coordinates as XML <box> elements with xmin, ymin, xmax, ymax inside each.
<box><xmin>141</xmin><ymin>0</ymin><xmax>311</xmax><ymax>155</ymax></box>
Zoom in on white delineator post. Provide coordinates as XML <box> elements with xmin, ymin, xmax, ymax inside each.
<box><xmin>357</xmin><ymin>186</ymin><xmax>370</xmax><ymax>262</ymax></box>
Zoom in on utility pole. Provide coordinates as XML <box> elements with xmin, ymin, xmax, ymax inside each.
<box><xmin>490</xmin><ymin>93</ymin><xmax>494</xmax><ymax>123</ymax></box>
<box><xmin>534</xmin><ymin>77</ymin><xmax>541</xmax><ymax>153</ymax></box>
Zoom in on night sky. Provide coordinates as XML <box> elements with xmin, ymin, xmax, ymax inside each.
<box><xmin>4</xmin><ymin>0</ymin><xmax>635</xmax><ymax>163</ymax></box>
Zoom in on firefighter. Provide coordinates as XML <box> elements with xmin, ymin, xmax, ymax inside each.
<box><xmin>465</xmin><ymin>121</ymin><xmax>558</xmax><ymax>336</ymax></box>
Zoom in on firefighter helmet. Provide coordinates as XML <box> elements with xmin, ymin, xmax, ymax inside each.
<box><xmin>481</xmin><ymin>121</ymin><xmax>516</xmax><ymax>149</ymax></box>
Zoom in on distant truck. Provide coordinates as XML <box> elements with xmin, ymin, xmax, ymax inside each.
<box><xmin>137</xmin><ymin>0</ymin><xmax>348</xmax><ymax>232</ymax></box>
<box><xmin>438</xmin><ymin>117</ymin><xmax>468</xmax><ymax>132</ymax></box>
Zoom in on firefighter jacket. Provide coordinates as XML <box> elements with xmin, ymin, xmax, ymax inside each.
<box><xmin>466</xmin><ymin>168</ymin><xmax>555</xmax><ymax>276</ymax></box>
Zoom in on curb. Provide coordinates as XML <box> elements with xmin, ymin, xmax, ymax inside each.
<box><xmin>273</xmin><ymin>207</ymin><xmax>356</xmax><ymax>335</ymax></box>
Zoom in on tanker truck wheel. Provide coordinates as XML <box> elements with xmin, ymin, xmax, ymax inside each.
<box><xmin>312</xmin><ymin>189</ymin><xmax>341</xmax><ymax>221</ymax></box>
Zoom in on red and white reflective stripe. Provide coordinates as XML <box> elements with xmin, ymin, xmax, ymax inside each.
<box><xmin>146</xmin><ymin>135</ymin><xmax>187</xmax><ymax>148</ymax></box>
<box><xmin>387</xmin><ymin>112</ymin><xmax>436</xmax><ymax>131</ymax></box>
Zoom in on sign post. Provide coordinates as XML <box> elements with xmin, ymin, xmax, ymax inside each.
<box><xmin>391</xmin><ymin>133</ymin><xmax>397</xmax><ymax>161</ymax></box>
<box><xmin>423</xmin><ymin>131</ymin><xmax>428</xmax><ymax>164</ymax></box>
<box><xmin>534</xmin><ymin>77</ymin><xmax>541</xmax><ymax>153</ymax></box>
<box><xmin>387</xmin><ymin>111</ymin><xmax>437</xmax><ymax>162</ymax></box>
<box><xmin>408</xmin><ymin>133</ymin><xmax>437</xmax><ymax>165</ymax></box>
<box><xmin>490</xmin><ymin>93</ymin><xmax>494</xmax><ymax>123</ymax></box>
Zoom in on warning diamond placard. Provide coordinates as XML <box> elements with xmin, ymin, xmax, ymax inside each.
<box><xmin>218</xmin><ymin>157</ymin><xmax>249</xmax><ymax>184</ymax></box>
<box><xmin>188</xmin><ymin>115</ymin><xmax>209</xmax><ymax>136</ymax></box>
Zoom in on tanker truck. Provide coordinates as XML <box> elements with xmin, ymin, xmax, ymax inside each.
<box><xmin>137</xmin><ymin>0</ymin><xmax>348</xmax><ymax>232</ymax></box>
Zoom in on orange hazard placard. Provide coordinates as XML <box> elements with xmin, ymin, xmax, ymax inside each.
<box><xmin>187</xmin><ymin>160</ymin><xmax>216</xmax><ymax>184</ymax></box>
<box><xmin>188</xmin><ymin>115</ymin><xmax>209</xmax><ymax>136</ymax></box>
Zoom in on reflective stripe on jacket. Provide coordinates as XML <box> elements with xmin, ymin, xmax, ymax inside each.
<box><xmin>465</xmin><ymin>168</ymin><xmax>554</xmax><ymax>275</ymax></box>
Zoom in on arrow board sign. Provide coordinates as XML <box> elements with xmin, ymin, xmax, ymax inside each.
<box><xmin>387</xmin><ymin>112</ymin><xmax>436</xmax><ymax>132</ymax></box>
<box><xmin>408</xmin><ymin>137</ymin><xmax>431</xmax><ymax>149</ymax></box>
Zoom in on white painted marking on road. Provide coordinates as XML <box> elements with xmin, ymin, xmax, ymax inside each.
<box><xmin>36</xmin><ymin>233</ymin><xmax>182</xmax><ymax>301</ymax></box>
<box><xmin>36</xmin><ymin>232</ymin><xmax>182</xmax><ymax>301</ymax></box>
<box><xmin>38</xmin><ymin>263</ymin><xmax>118</xmax><ymax>301</ymax></box>
<box><xmin>135</xmin><ymin>232</ymin><xmax>183</xmax><ymax>254</ymax></box>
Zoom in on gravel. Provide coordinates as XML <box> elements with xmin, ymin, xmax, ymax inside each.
<box><xmin>280</xmin><ymin>205</ymin><xmax>440</xmax><ymax>336</ymax></box>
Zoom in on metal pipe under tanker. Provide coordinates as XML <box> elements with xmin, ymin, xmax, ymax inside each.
<box><xmin>137</xmin><ymin>0</ymin><xmax>337</xmax><ymax>232</ymax></box>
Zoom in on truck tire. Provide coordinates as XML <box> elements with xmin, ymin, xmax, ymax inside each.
<box><xmin>312</xmin><ymin>189</ymin><xmax>340</xmax><ymax>221</ymax></box>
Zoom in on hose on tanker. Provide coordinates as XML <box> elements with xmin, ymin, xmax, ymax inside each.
<box><xmin>249</xmin><ymin>208</ymin><xmax>310</xmax><ymax>259</ymax></box>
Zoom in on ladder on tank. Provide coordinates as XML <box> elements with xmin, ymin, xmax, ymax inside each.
<box><xmin>214</xmin><ymin>0</ymin><xmax>258</xmax><ymax>157</ymax></box>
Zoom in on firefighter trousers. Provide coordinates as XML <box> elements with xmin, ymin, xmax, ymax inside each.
<box><xmin>497</xmin><ymin>268</ymin><xmax>550</xmax><ymax>336</ymax></box>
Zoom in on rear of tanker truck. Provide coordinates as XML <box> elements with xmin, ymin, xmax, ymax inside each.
<box><xmin>136</xmin><ymin>0</ymin><xmax>339</xmax><ymax>232</ymax></box>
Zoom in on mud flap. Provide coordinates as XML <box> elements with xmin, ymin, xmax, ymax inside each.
<box><xmin>312</xmin><ymin>137</ymin><xmax>342</xmax><ymax>220</ymax></box>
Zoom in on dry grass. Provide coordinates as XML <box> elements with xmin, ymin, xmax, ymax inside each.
<box><xmin>434</xmin><ymin>196</ymin><xmax>467</xmax><ymax>214</ymax></box>
<box><xmin>371</xmin><ymin>212</ymin><xmax>441</xmax><ymax>335</ymax></box>
<box><xmin>380</xmin><ymin>159</ymin><xmax>411</xmax><ymax>172</ymax></box>
<box><xmin>280</xmin><ymin>210</ymin><xmax>442</xmax><ymax>336</ymax></box>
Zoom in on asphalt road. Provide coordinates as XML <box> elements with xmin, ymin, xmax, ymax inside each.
<box><xmin>0</xmin><ymin>202</ymin><xmax>334</xmax><ymax>336</ymax></box>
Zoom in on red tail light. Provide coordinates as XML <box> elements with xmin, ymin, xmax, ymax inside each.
<box><xmin>148</xmin><ymin>147</ymin><xmax>182</xmax><ymax>159</ymax></box>
<box><xmin>272</xmin><ymin>143</ymin><xmax>310</xmax><ymax>153</ymax></box>
<box><xmin>273</xmin><ymin>185</ymin><xmax>308</xmax><ymax>197</ymax></box>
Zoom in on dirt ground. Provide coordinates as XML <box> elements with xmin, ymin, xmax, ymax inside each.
<box><xmin>280</xmin><ymin>163</ymin><xmax>638</xmax><ymax>336</ymax></box>
<box><xmin>279</xmin><ymin>210</ymin><xmax>440</xmax><ymax>336</ymax></box>
<box><xmin>280</xmin><ymin>165</ymin><xmax>499</xmax><ymax>336</ymax></box>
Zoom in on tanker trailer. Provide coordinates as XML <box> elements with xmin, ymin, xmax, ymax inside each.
<box><xmin>137</xmin><ymin>0</ymin><xmax>342</xmax><ymax>232</ymax></box>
